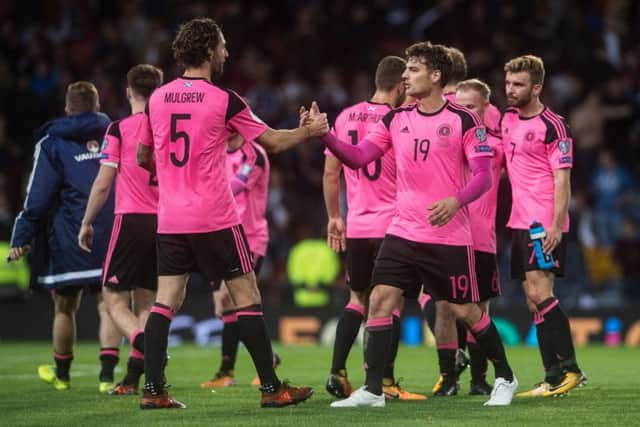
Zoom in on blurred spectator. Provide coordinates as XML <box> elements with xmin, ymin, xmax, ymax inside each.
<box><xmin>591</xmin><ymin>150</ymin><xmax>635</xmax><ymax>247</ymax></box>
<box><xmin>613</xmin><ymin>218</ymin><xmax>640</xmax><ymax>301</ymax></box>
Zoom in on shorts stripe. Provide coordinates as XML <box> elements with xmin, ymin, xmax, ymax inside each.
<box><xmin>467</xmin><ymin>246</ymin><xmax>479</xmax><ymax>302</ymax></box>
<box><xmin>231</xmin><ymin>225</ymin><xmax>251</xmax><ymax>273</ymax></box>
<box><xmin>102</xmin><ymin>214</ymin><xmax>123</xmax><ymax>285</ymax></box>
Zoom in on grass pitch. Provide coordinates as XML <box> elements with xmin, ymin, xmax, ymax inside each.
<box><xmin>0</xmin><ymin>343</ymin><xmax>638</xmax><ymax>426</ymax></box>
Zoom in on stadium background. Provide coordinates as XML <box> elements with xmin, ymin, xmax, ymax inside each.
<box><xmin>0</xmin><ymin>0</ymin><xmax>639</xmax><ymax>348</ymax></box>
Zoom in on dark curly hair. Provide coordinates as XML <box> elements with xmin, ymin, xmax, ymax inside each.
<box><xmin>405</xmin><ymin>41</ymin><xmax>453</xmax><ymax>88</ymax></box>
<box><xmin>172</xmin><ymin>18</ymin><xmax>222</xmax><ymax>68</ymax></box>
<box><xmin>127</xmin><ymin>64</ymin><xmax>163</xmax><ymax>98</ymax></box>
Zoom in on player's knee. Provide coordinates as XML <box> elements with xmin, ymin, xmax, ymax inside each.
<box><xmin>351</xmin><ymin>290</ymin><xmax>369</xmax><ymax>309</ymax></box>
<box><xmin>54</xmin><ymin>294</ymin><xmax>81</xmax><ymax>314</ymax></box>
<box><xmin>524</xmin><ymin>287</ymin><xmax>552</xmax><ymax>306</ymax></box>
<box><xmin>368</xmin><ymin>286</ymin><xmax>392</xmax><ymax>318</ymax></box>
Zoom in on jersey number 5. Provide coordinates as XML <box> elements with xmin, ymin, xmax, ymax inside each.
<box><xmin>348</xmin><ymin>130</ymin><xmax>381</xmax><ymax>181</ymax></box>
<box><xmin>171</xmin><ymin>113</ymin><xmax>191</xmax><ymax>167</ymax></box>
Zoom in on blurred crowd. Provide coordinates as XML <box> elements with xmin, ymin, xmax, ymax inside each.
<box><xmin>0</xmin><ymin>0</ymin><xmax>638</xmax><ymax>308</ymax></box>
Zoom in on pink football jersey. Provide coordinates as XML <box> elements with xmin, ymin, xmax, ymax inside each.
<box><xmin>100</xmin><ymin>112</ymin><xmax>158</xmax><ymax>214</ymax></box>
<box><xmin>227</xmin><ymin>141</ymin><xmax>269</xmax><ymax>256</ymax></box>
<box><xmin>366</xmin><ymin>101</ymin><xmax>492</xmax><ymax>245</ymax></box>
<box><xmin>502</xmin><ymin>107</ymin><xmax>573</xmax><ymax>232</ymax></box>
<box><xmin>330</xmin><ymin>101</ymin><xmax>396</xmax><ymax>238</ymax></box>
<box><xmin>145</xmin><ymin>77</ymin><xmax>267</xmax><ymax>233</ymax></box>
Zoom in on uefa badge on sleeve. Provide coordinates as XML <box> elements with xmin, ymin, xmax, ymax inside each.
<box><xmin>475</xmin><ymin>127</ymin><xmax>487</xmax><ymax>143</ymax></box>
<box><xmin>559</xmin><ymin>139</ymin><xmax>570</xmax><ymax>154</ymax></box>
<box><xmin>100</xmin><ymin>138</ymin><xmax>109</xmax><ymax>151</ymax></box>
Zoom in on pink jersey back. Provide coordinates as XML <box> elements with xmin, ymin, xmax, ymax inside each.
<box><xmin>146</xmin><ymin>77</ymin><xmax>268</xmax><ymax>233</ymax></box>
<box><xmin>367</xmin><ymin>101</ymin><xmax>492</xmax><ymax>245</ymax></box>
<box><xmin>502</xmin><ymin>107</ymin><xmax>573</xmax><ymax>231</ymax></box>
<box><xmin>331</xmin><ymin>101</ymin><xmax>396</xmax><ymax>238</ymax></box>
<box><xmin>100</xmin><ymin>113</ymin><xmax>158</xmax><ymax>214</ymax></box>
<box><xmin>467</xmin><ymin>130</ymin><xmax>504</xmax><ymax>253</ymax></box>
<box><xmin>227</xmin><ymin>141</ymin><xmax>269</xmax><ymax>256</ymax></box>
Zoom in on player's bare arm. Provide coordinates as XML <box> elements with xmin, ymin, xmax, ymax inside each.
<box><xmin>256</xmin><ymin>112</ymin><xmax>329</xmax><ymax>153</ymax></box>
<box><xmin>79</xmin><ymin>165</ymin><xmax>117</xmax><ymax>252</ymax></box>
<box><xmin>543</xmin><ymin>168</ymin><xmax>571</xmax><ymax>254</ymax></box>
<box><xmin>323</xmin><ymin>155</ymin><xmax>346</xmax><ymax>252</ymax></box>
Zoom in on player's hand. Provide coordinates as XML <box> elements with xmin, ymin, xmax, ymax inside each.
<box><xmin>306</xmin><ymin>108</ymin><xmax>329</xmax><ymax>137</ymax></box>
<box><xmin>299</xmin><ymin>106</ymin><xmax>311</xmax><ymax>127</ymax></box>
<box><xmin>327</xmin><ymin>217</ymin><xmax>347</xmax><ymax>252</ymax></box>
<box><xmin>78</xmin><ymin>223</ymin><xmax>94</xmax><ymax>253</ymax></box>
<box><xmin>543</xmin><ymin>225</ymin><xmax>562</xmax><ymax>255</ymax></box>
<box><xmin>428</xmin><ymin>197</ymin><xmax>460</xmax><ymax>226</ymax></box>
<box><xmin>309</xmin><ymin>101</ymin><xmax>321</xmax><ymax>117</ymax></box>
<box><xmin>7</xmin><ymin>245</ymin><xmax>30</xmax><ymax>262</ymax></box>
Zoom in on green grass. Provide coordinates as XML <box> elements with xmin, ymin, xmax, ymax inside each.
<box><xmin>0</xmin><ymin>343</ymin><xmax>638</xmax><ymax>426</ymax></box>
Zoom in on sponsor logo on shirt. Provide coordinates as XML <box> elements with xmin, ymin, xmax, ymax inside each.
<box><xmin>558</xmin><ymin>139</ymin><xmax>570</xmax><ymax>154</ymax></box>
<box><xmin>400</xmin><ymin>126</ymin><xmax>410</xmax><ymax>133</ymax></box>
<box><xmin>475</xmin><ymin>127</ymin><xmax>487</xmax><ymax>143</ymax></box>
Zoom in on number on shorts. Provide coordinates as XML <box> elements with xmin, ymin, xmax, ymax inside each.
<box><xmin>449</xmin><ymin>275</ymin><xmax>470</xmax><ymax>300</ymax></box>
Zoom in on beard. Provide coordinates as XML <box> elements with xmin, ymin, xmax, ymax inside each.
<box><xmin>507</xmin><ymin>89</ymin><xmax>533</xmax><ymax>108</ymax></box>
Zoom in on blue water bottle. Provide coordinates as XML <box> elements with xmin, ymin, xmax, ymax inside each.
<box><xmin>529</xmin><ymin>221</ymin><xmax>555</xmax><ymax>269</ymax></box>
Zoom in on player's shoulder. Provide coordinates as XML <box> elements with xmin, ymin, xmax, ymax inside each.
<box><xmin>381</xmin><ymin>103</ymin><xmax>416</xmax><ymax>128</ymax></box>
<box><xmin>539</xmin><ymin>106</ymin><xmax>571</xmax><ymax>143</ymax></box>
<box><xmin>445</xmin><ymin>101</ymin><xmax>482</xmax><ymax>131</ymax></box>
<box><xmin>105</xmin><ymin>119</ymin><xmax>123</xmax><ymax>138</ymax></box>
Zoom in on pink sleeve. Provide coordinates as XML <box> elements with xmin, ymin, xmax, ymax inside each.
<box><xmin>366</xmin><ymin>118</ymin><xmax>393</xmax><ymax>153</ymax></box>
<box><xmin>100</xmin><ymin>122</ymin><xmax>121</xmax><ymax>166</ymax></box>
<box><xmin>230</xmin><ymin>176</ymin><xmax>247</xmax><ymax>195</ymax></box>
<box><xmin>321</xmin><ymin>133</ymin><xmax>384</xmax><ymax>169</ymax></box>
<box><xmin>138</xmin><ymin>112</ymin><xmax>153</xmax><ymax>147</ymax></box>
<box><xmin>455</xmin><ymin>157</ymin><xmax>492</xmax><ymax>207</ymax></box>
<box><xmin>463</xmin><ymin>125</ymin><xmax>493</xmax><ymax>161</ymax></box>
<box><xmin>225</xmin><ymin>90</ymin><xmax>268</xmax><ymax>143</ymax></box>
<box><xmin>547</xmin><ymin>137</ymin><xmax>573</xmax><ymax>169</ymax></box>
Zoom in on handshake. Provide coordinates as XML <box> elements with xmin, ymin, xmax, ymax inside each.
<box><xmin>299</xmin><ymin>101</ymin><xmax>330</xmax><ymax>138</ymax></box>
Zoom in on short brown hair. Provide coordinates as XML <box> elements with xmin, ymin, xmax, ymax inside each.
<box><xmin>448</xmin><ymin>47</ymin><xmax>467</xmax><ymax>84</ymax></box>
<box><xmin>127</xmin><ymin>64</ymin><xmax>163</xmax><ymax>98</ymax></box>
<box><xmin>65</xmin><ymin>81</ymin><xmax>99</xmax><ymax>114</ymax></box>
<box><xmin>172</xmin><ymin>18</ymin><xmax>222</xmax><ymax>68</ymax></box>
<box><xmin>504</xmin><ymin>55</ymin><xmax>545</xmax><ymax>85</ymax></box>
<box><xmin>404</xmin><ymin>41</ymin><xmax>452</xmax><ymax>88</ymax></box>
<box><xmin>456</xmin><ymin>78</ymin><xmax>491</xmax><ymax>102</ymax></box>
<box><xmin>374</xmin><ymin>56</ymin><xmax>406</xmax><ymax>91</ymax></box>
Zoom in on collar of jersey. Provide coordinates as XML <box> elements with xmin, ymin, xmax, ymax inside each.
<box><xmin>415</xmin><ymin>100</ymin><xmax>448</xmax><ymax>116</ymax></box>
<box><xmin>518</xmin><ymin>105</ymin><xmax>547</xmax><ymax>121</ymax></box>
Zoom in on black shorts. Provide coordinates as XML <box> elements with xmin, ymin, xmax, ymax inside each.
<box><xmin>346</xmin><ymin>238</ymin><xmax>384</xmax><ymax>292</ymax></box>
<box><xmin>371</xmin><ymin>234</ymin><xmax>479</xmax><ymax>303</ymax></box>
<box><xmin>102</xmin><ymin>214</ymin><xmax>158</xmax><ymax>292</ymax></box>
<box><xmin>511</xmin><ymin>229</ymin><xmax>567</xmax><ymax>281</ymax></box>
<box><xmin>475</xmin><ymin>250</ymin><xmax>501</xmax><ymax>301</ymax></box>
<box><xmin>211</xmin><ymin>253</ymin><xmax>263</xmax><ymax>290</ymax></box>
<box><xmin>157</xmin><ymin>224</ymin><xmax>253</xmax><ymax>282</ymax></box>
